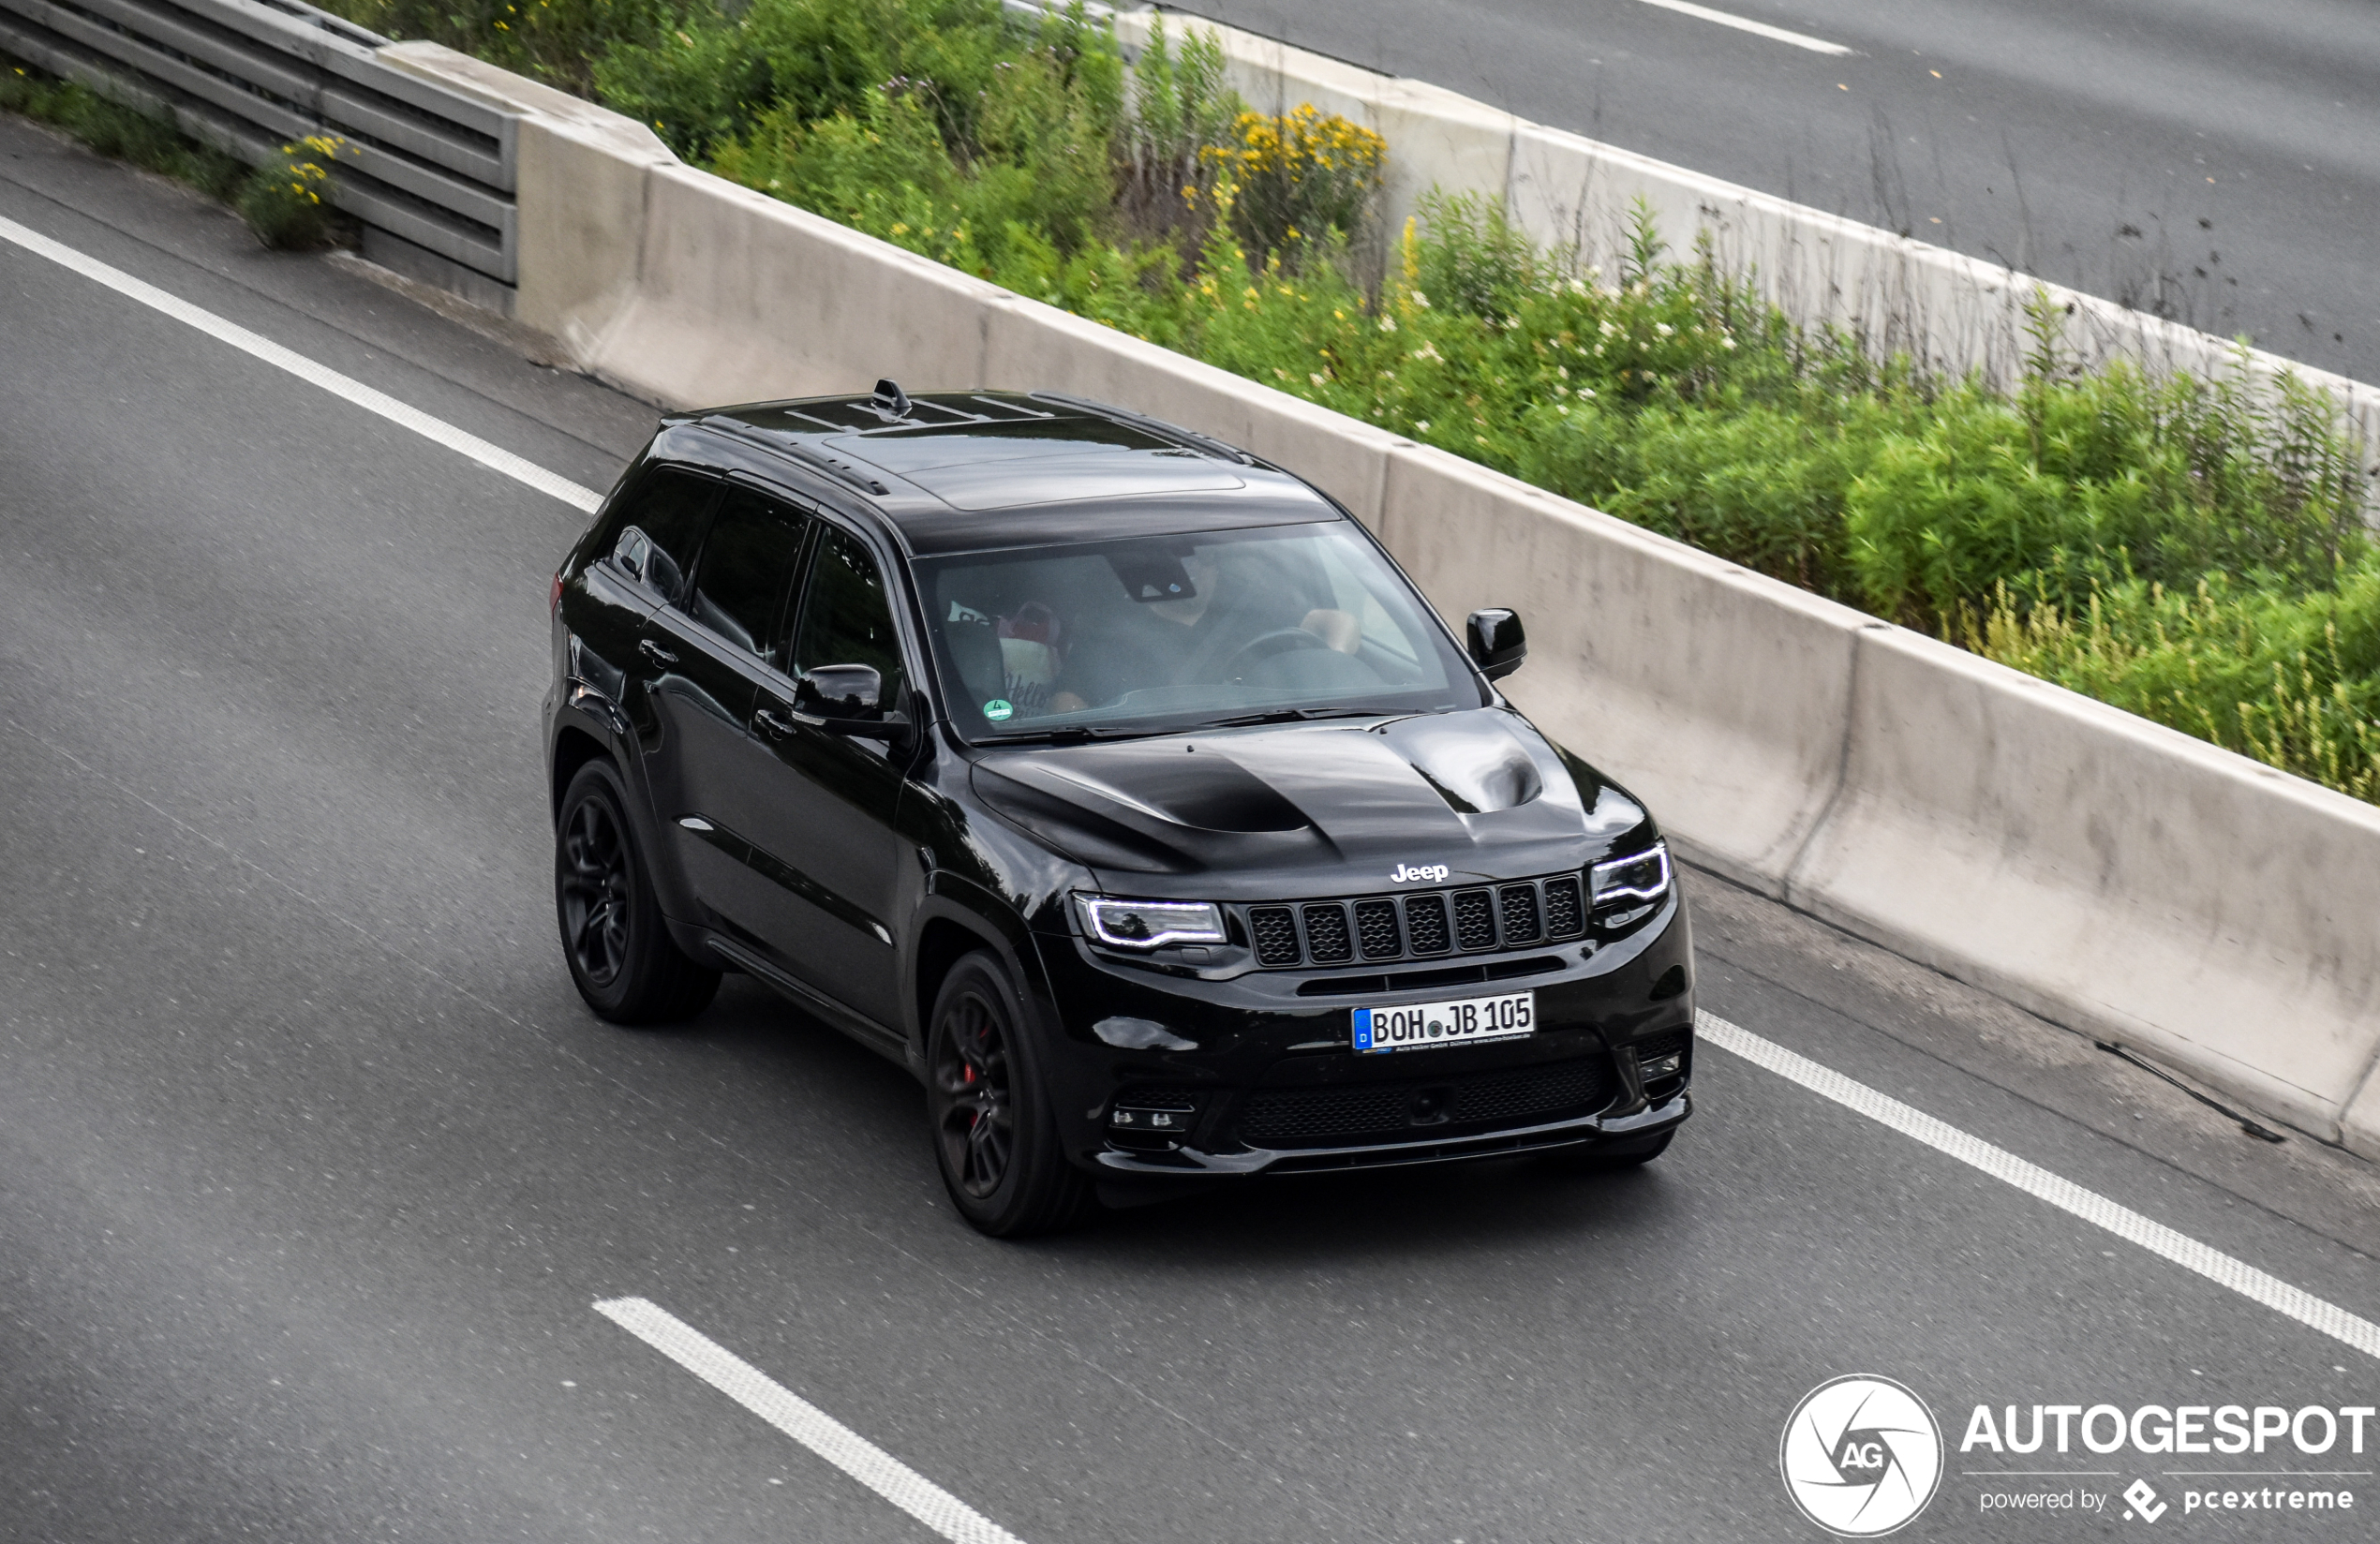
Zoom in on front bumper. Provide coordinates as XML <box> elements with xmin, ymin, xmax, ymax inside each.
<box><xmin>1094</xmin><ymin>1089</ymin><xmax>1691</xmax><ymax>1178</ymax></box>
<box><xmin>1029</xmin><ymin>892</ymin><xmax>1697</xmax><ymax>1179</ymax></box>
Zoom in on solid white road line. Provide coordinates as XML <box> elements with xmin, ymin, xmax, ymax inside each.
<box><xmin>0</xmin><ymin>214</ymin><xmax>603</xmax><ymax>512</ymax></box>
<box><xmin>1698</xmin><ymin>1010</ymin><xmax>2380</xmax><ymax>1361</ymax></box>
<box><xmin>1632</xmin><ymin>0</ymin><xmax>1852</xmax><ymax>56</ymax></box>
<box><xmin>595</xmin><ymin>1297</ymin><xmax>1032</xmax><ymax>1544</ymax></box>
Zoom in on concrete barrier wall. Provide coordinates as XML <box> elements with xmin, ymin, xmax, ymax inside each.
<box><xmin>1113</xmin><ymin>9</ymin><xmax>2380</xmax><ymax>457</ymax></box>
<box><xmin>375</xmin><ymin>43</ymin><xmax>2380</xmax><ymax>1157</ymax></box>
<box><xmin>1792</xmin><ymin>627</ymin><xmax>2380</xmax><ymax>1144</ymax></box>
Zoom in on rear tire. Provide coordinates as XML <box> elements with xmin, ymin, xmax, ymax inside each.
<box><xmin>1540</xmin><ymin>1130</ymin><xmax>1673</xmax><ymax>1174</ymax></box>
<box><xmin>926</xmin><ymin>952</ymin><xmax>1099</xmax><ymax>1237</ymax></box>
<box><xmin>555</xmin><ymin>759</ymin><xmax>720</xmax><ymax>1024</ymax></box>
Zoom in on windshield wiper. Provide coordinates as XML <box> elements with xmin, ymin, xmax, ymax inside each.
<box><xmin>974</xmin><ymin>724</ymin><xmax>1166</xmax><ymax>746</ymax></box>
<box><xmin>1199</xmin><ymin>706</ymin><xmax>1390</xmax><ymax>728</ymax></box>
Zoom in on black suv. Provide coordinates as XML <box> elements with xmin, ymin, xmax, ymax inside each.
<box><xmin>545</xmin><ymin>386</ymin><xmax>1693</xmax><ymax>1235</ymax></box>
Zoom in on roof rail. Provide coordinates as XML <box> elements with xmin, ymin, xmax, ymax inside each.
<box><xmin>701</xmin><ymin>417</ymin><xmax>890</xmax><ymax>496</ymax></box>
<box><xmin>1025</xmin><ymin>392</ymin><xmax>1259</xmax><ymax>466</ymax></box>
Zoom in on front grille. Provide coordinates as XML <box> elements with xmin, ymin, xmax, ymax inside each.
<box><xmin>1452</xmin><ymin>890</ymin><xmax>1496</xmax><ymax>951</ymax></box>
<box><xmin>1542</xmin><ymin>876</ymin><xmax>1584</xmax><ymax>939</ymax></box>
<box><xmin>1302</xmin><ymin>903</ymin><xmax>1353</xmax><ymax>963</ymax></box>
<box><xmin>1241</xmin><ymin>1082</ymin><xmax>1409</xmax><ymax>1143</ymax></box>
<box><xmin>1250</xmin><ymin>907</ymin><xmax>1301</xmax><ymax>966</ymax></box>
<box><xmin>1237</xmin><ymin>867</ymin><xmax>1598</xmax><ymax>969</ymax></box>
<box><xmin>1403</xmin><ymin>894</ymin><xmax>1450</xmax><ymax>955</ymax></box>
<box><xmin>1240</xmin><ymin>1058</ymin><xmax>1614</xmax><ymax>1145</ymax></box>
<box><xmin>1498</xmin><ymin>883</ymin><xmax>1542</xmax><ymax>944</ymax></box>
<box><xmin>1353</xmin><ymin>898</ymin><xmax>1401</xmax><ymax>959</ymax></box>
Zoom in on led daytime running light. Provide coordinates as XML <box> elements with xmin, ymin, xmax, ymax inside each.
<box><xmin>1080</xmin><ymin>897</ymin><xmax>1229</xmax><ymax>951</ymax></box>
<box><xmin>1589</xmin><ymin>840</ymin><xmax>1673</xmax><ymax>907</ymax></box>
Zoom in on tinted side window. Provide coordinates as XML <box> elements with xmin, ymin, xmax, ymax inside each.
<box><xmin>609</xmin><ymin>468</ymin><xmax>717</xmax><ymax>604</ymax></box>
<box><xmin>689</xmin><ymin>492</ymin><xmax>810</xmax><ymax>658</ymax></box>
<box><xmin>791</xmin><ymin>527</ymin><xmax>907</xmax><ymax>705</ymax></box>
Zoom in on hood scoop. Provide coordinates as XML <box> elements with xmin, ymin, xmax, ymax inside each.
<box><xmin>991</xmin><ymin>745</ymin><xmax>1310</xmax><ymax>833</ymax></box>
<box><xmin>974</xmin><ymin>745</ymin><xmax>1327</xmax><ymax>874</ymax></box>
<box><xmin>1376</xmin><ymin>715</ymin><xmax>1543</xmax><ymax>813</ymax></box>
<box><xmin>972</xmin><ymin>710</ymin><xmax>1575</xmax><ymax>880</ymax></box>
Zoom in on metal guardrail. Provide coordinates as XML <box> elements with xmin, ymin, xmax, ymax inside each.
<box><xmin>0</xmin><ymin>0</ymin><xmax>516</xmax><ymax>301</ymax></box>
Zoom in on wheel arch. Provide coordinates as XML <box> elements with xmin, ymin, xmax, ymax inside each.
<box><xmin>550</xmin><ymin>724</ymin><xmax>611</xmax><ymax>825</ymax></box>
<box><xmin>909</xmin><ymin>884</ymin><xmax>1052</xmax><ymax>1061</ymax></box>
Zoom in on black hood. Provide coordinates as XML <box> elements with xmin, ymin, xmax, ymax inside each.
<box><xmin>971</xmin><ymin>708</ymin><xmax>1652</xmax><ymax>900</ymax></box>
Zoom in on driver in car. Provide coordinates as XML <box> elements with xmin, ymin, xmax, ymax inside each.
<box><xmin>1043</xmin><ymin>549</ymin><xmax>1361</xmax><ymax>713</ymax></box>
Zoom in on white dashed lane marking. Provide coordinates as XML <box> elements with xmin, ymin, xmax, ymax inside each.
<box><xmin>1631</xmin><ymin>0</ymin><xmax>1853</xmax><ymax>56</ymax></box>
<box><xmin>0</xmin><ymin>214</ymin><xmax>603</xmax><ymax>512</ymax></box>
<box><xmin>1700</xmin><ymin>1010</ymin><xmax>2380</xmax><ymax>1361</ymax></box>
<box><xmin>596</xmin><ymin>1297</ymin><xmax>1033</xmax><ymax>1544</ymax></box>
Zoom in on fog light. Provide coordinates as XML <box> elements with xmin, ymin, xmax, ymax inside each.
<box><xmin>1641</xmin><ymin>1052</ymin><xmax>1682</xmax><ymax>1080</ymax></box>
<box><xmin>1109</xmin><ymin>1097</ymin><xmax>1198</xmax><ymax>1134</ymax></box>
<box><xmin>1108</xmin><ymin>1095</ymin><xmax>1200</xmax><ymax>1153</ymax></box>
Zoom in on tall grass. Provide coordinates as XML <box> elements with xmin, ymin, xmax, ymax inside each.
<box><xmin>1973</xmin><ymin>564</ymin><xmax>2380</xmax><ymax>799</ymax></box>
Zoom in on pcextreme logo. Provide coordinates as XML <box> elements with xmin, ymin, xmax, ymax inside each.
<box><xmin>1780</xmin><ymin>1375</ymin><xmax>1946</xmax><ymax>1537</ymax></box>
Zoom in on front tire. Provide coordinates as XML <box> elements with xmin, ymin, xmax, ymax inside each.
<box><xmin>926</xmin><ymin>952</ymin><xmax>1097</xmax><ymax>1237</ymax></box>
<box><xmin>555</xmin><ymin>759</ymin><xmax>720</xmax><ymax>1024</ymax></box>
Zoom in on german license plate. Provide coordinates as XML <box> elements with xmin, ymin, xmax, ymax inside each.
<box><xmin>1352</xmin><ymin>990</ymin><xmax>1535</xmax><ymax>1054</ymax></box>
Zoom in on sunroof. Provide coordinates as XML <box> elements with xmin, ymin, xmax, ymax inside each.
<box><xmin>826</xmin><ymin>416</ymin><xmax>1177</xmax><ymax>474</ymax></box>
<box><xmin>777</xmin><ymin>402</ymin><xmax>887</xmax><ymax>431</ymax></box>
<box><xmin>895</xmin><ymin>452</ymin><xmax>1244</xmax><ymax>511</ymax></box>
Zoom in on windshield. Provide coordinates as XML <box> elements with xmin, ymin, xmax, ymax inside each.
<box><xmin>917</xmin><ymin>520</ymin><xmax>1486</xmax><ymax>741</ymax></box>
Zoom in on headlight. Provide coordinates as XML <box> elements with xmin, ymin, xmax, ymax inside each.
<box><xmin>1079</xmin><ymin>896</ymin><xmax>1229</xmax><ymax>950</ymax></box>
<box><xmin>1589</xmin><ymin>840</ymin><xmax>1672</xmax><ymax>926</ymax></box>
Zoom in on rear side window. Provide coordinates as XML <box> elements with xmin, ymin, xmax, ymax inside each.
<box><xmin>689</xmin><ymin>491</ymin><xmax>810</xmax><ymax>658</ymax></box>
<box><xmin>607</xmin><ymin>468</ymin><xmax>717</xmax><ymax>604</ymax></box>
<box><xmin>790</xmin><ymin>527</ymin><xmax>907</xmax><ymax>705</ymax></box>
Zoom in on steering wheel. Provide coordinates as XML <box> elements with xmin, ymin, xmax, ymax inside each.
<box><xmin>1219</xmin><ymin>626</ymin><xmax>1331</xmax><ymax>680</ymax></box>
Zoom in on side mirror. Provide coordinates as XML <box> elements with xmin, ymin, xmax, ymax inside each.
<box><xmin>796</xmin><ymin>663</ymin><xmax>884</xmax><ymax>720</ymax></box>
<box><xmin>796</xmin><ymin>664</ymin><xmax>913</xmax><ymax>748</ymax></box>
<box><xmin>1466</xmin><ymin>608</ymin><xmax>1527</xmax><ymax>681</ymax></box>
<box><xmin>612</xmin><ymin>526</ymin><xmax>648</xmax><ymax>583</ymax></box>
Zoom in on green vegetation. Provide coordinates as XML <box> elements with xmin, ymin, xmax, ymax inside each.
<box><xmin>1</xmin><ymin>56</ymin><xmax>360</xmax><ymax>251</ymax></box>
<box><xmin>1</xmin><ymin>58</ymin><xmax>246</xmax><ymax>200</ymax></box>
<box><xmin>237</xmin><ymin>135</ymin><xmax>354</xmax><ymax>249</ymax></box>
<box><xmin>1975</xmin><ymin>566</ymin><xmax>2380</xmax><ymax>802</ymax></box>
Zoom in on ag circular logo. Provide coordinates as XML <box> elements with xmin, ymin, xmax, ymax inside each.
<box><xmin>1778</xmin><ymin>1374</ymin><xmax>1943</xmax><ymax>1537</ymax></box>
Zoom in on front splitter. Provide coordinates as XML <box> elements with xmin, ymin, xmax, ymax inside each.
<box><xmin>1093</xmin><ymin>1090</ymin><xmax>1692</xmax><ymax>1178</ymax></box>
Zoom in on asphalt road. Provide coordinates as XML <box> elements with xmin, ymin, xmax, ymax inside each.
<box><xmin>4</xmin><ymin>118</ymin><xmax>2379</xmax><ymax>1543</ymax></box>
<box><xmin>1168</xmin><ymin>0</ymin><xmax>2380</xmax><ymax>385</ymax></box>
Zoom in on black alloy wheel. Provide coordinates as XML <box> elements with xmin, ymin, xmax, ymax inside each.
<box><xmin>925</xmin><ymin>952</ymin><xmax>1097</xmax><ymax>1237</ymax></box>
<box><xmin>554</xmin><ymin>759</ymin><xmax>721</xmax><ymax>1024</ymax></box>
<box><xmin>558</xmin><ymin>794</ymin><xmax>631</xmax><ymax>987</ymax></box>
<box><xmin>933</xmin><ymin>981</ymin><xmax>1016</xmax><ymax>1198</ymax></box>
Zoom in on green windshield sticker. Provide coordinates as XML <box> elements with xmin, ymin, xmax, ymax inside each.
<box><xmin>983</xmin><ymin>698</ymin><xmax>1015</xmax><ymax>721</ymax></box>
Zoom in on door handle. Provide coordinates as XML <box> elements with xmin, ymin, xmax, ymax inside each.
<box><xmin>639</xmin><ymin>638</ymin><xmax>678</xmax><ymax>667</ymax></box>
<box><xmin>754</xmin><ymin>706</ymin><xmax>795</xmax><ymax>738</ymax></box>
